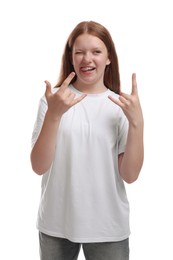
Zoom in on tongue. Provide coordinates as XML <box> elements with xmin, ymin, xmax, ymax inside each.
<box><xmin>82</xmin><ymin>68</ymin><xmax>94</xmax><ymax>72</ymax></box>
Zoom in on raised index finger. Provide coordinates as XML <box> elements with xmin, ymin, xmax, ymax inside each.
<box><xmin>131</xmin><ymin>73</ymin><xmax>138</xmax><ymax>95</ymax></box>
<box><xmin>59</xmin><ymin>72</ymin><xmax>76</xmax><ymax>92</ymax></box>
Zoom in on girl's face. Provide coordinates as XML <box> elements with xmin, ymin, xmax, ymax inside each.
<box><xmin>72</xmin><ymin>33</ymin><xmax>110</xmax><ymax>92</ymax></box>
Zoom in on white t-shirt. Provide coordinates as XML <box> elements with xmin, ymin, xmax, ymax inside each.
<box><xmin>32</xmin><ymin>85</ymin><xmax>130</xmax><ymax>243</ymax></box>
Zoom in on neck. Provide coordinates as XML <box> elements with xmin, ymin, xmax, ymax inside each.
<box><xmin>73</xmin><ymin>81</ymin><xmax>107</xmax><ymax>94</ymax></box>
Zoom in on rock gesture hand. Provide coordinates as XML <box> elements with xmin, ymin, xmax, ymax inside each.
<box><xmin>44</xmin><ymin>72</ymin><xmax>86</xmax><ymax>119</ymax></box>
<box><xmin>108</xmin><ymin>73</ymin><xmax>143</xmax><ymax>127</ymax></box>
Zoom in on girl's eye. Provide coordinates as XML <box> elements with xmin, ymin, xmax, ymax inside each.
<box><xmin>75</xmin><ymin>52</ymin><xmax>83</xmax><ymax>55</ymax></box>
<box><xmin>94</xmin><ymin>50</ymin><xmax>101</xmax><ymax>54</ymax></box>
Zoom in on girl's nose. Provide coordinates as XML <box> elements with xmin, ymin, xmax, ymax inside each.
<box><xmin>83</xmin><ymin>52</ymin><xmax>92</xmax><ymax>63</ymax></box>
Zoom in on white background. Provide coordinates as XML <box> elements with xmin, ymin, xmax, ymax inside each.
<box><xmin>0</xmin><ymin>0</ymin><xmax>173</xmax><ymax>259</ymax></box>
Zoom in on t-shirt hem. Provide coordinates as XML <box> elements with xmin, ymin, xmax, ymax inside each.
<box><xmin>37</xmin><ymin>226</ymin><xmax>130</xmax><ymax>243</ymax></box>
<box><xmin>118</xmin><ymin>145</ymin><xmax>126</xmax><ymax>155</ymax></box>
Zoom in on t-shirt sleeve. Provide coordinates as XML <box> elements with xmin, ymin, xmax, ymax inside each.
<box><xmin>31</xmin><ymin>95</ymin><xmax>48</xmax><ymax>148</ymax></box>
<box><xmin>118</xmin><ymin>112</ymin><xmax>129</xmax><ymax>155</ymax></box>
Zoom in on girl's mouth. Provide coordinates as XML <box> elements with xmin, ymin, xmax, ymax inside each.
<box><xmin>80</xmin><ymin>66</ymin><xmax>95</xmax><ymax>72</ymax></box>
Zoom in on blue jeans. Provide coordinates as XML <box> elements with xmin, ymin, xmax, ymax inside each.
<box><xmin>39</xmin><ymin>232</ymin><xmax>129</xmax><ymax>260</ymax></box>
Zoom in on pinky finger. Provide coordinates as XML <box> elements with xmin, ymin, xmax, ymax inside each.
<box><xmin>108</xmin><ymin>95</ymin><xmax>121</xmax><ymax>106</ymax></box>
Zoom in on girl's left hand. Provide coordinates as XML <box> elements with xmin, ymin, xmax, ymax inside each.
<box><xmin>108</xmin><ymin>73</ymin><xmax>143</xmax><ymax>127</ymax></box>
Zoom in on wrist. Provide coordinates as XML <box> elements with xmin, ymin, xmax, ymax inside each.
<box><xmin>45</xmin><ymin>110</ymin><xmax>62</xmax><ymax>123</ymax></box>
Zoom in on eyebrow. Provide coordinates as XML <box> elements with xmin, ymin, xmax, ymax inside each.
<box><xmin>74</xmin><ymin>47</ymin><xmax>102</xmax><ymax>51</ymax></box>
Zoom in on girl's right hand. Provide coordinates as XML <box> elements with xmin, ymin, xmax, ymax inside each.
<box><xmin>44</xmin><ymin>72</ymin><xmax>86</xmax><ymax>120</ymax></box>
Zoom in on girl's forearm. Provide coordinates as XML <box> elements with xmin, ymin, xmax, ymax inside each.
<box><xmin>30</xmin><ymin>112</ymin><xmax>61</xmax><ymax>175</ymax></box>
<box><xmin>119</xmin><ymin>122</ymin><xmax>144</xmax><ymax>183</ymax></box>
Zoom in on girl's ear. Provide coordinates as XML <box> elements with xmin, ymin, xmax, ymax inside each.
<box><xmin>106</xmin><ymin>58</ymin><xmax>111</xmax><ymax>65</ymax></box>
<box><xmin>106</xmin><ymin>53</ymin><xmax>111</xmax><ymax>65</ymax></box>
